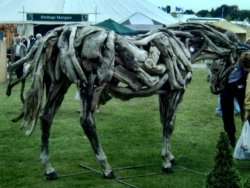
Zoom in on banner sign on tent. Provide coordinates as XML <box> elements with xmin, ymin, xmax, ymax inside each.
<box><xmin>27</xmin><ymin>13</ymin><xmax>88</xmax><ymax>22</ymax></box>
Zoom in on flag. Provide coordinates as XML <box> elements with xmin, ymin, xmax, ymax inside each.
<box><xmin>175</xmin><ymin>6</ymin><xmax>183</xmax><ymax>13</ymax></box>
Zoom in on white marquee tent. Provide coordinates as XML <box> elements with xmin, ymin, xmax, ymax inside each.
<box><xmin>0</xmin><ymin>0</ymin><xmax>176</xmax><ymax>25</ymax></box>
<box><xmin>122</xmin><ymin>12</ymin><xmax>165</xmax><ymax>33</ymax></box>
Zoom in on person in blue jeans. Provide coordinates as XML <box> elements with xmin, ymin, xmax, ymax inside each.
<box><xmin>216</xmin><ymin>96</ymin><xmax>241</xmax><ymax>116</ymax></box>
<box><xmin>220</xmin><ymin>62</ymin><xmax>246</xmax><ymax>147</ymax></box>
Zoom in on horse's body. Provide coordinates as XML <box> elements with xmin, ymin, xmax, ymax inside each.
<box><xmin>7</xmin><ymin>23</ymin><xmax>249</xmax><ymax>180</ymax></box>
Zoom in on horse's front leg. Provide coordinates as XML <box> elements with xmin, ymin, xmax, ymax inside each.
<box><xmin>40</xmin><ymin>112</ymin><xmax>58</xmax><ymax>180</ymax></box>
<box><xmin>20</xmin><ymin>79</ymin><xmax>26</xmax><ymax>103</ymax></box>
<box><xmin>159</xmin><ymin>90</ymin><xmax>184</xmax><ymax>173</ymax></box>
<box><xmin>40</xmin><ymin>81</ymin><xmax>70</xmax><ymax>180</ymax></box>
<box><xmin>79</xmin><ymin>83</ymin><xmax>114</xmax><ymax>179</ymax></box>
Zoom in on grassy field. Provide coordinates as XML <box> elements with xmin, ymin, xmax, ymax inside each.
<box><xmin>1</xmin><ymin>69</ymin><xmax>250</xmax><ymax>188</ymax></box>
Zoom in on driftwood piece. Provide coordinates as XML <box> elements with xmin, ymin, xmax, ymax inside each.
<box><xmin>113</xmin><ymin>65</ymin><xmax>143</xmax><ymax>91</ymax></box>
<box><xmin>130</xmin><ymin>32</ymin><xmax>162</xmax><ymax>46</ymax></box>
<box><xmin>81</xmin><ymin>30</ymin><xmax>107</xmax><ymax>59</ymax></box>
<box><xmin>115</xmin><ymin>42</ymin><xmax>140</xmax><ymax>72</ymax></box>
<box><xmin>143</xmin><ymin>46</ymin><xmax>166</xmax><ymax>74</ymax></box>
<box><xmin>54</xmin><ymin>56</ymin><xmax>61</xmax><ymax>81</ymax></box>
<box><xmin>110</xmin><ymin>73</ymin><xmax>169</xmax><ymax>99</ymax></box>
<box><xmin>191</xmin><ymin>40</ymin><xmax>208</xmax><ymax>62</ymax></box>
<box><xmin>116</xmin><ymin>37</ymin><xmax>162</xmax><ymax>87</ymax></box>
<box><xmin>168</xmin><ymin>37</ymin><xmax>192</xmax><ymax>72</ymax></box>
<box><xmin>116</xmin><ymin>36</ymin><xmax>148</xmax><ymax>62</ymax></box>
<box><xmin>136</xmin><ymin>67</ymin><xmax>159</xmax><ymax>87</ymax></box>
<box><xmin>45</xmin><ymin>39</ymin><xmax>58</xmax><ymax>83</ymax></box>
<box><xmin>91</xmin><ymin>84</ymin><xmax>107</xmax><ymax>111</ymax></box>
<box><xmin>167</xmin><ymin>30</ymin><xmax>192</xmax><ymax>63</ymax></box>
<box><xmin>97</xmin><ymin>31</ymin><xmax>116</xmax><ymax>83</ymax></box>
<box><xmin>57</xmin><ymin>28</ymin><xmax>78</xmax><ymax>83</ymax></box>
<box><xmin>171</xmin><ymin>30</ymin><xmax>194</xmax><ymax>38</ymax></box>
<box><xmin>68</xmin><ymin>26</ymin><xmax>87</xmax><ymax>83</ymax></box>
<box><xmin>74</xmin><ymin>26</ymin><xmax>103</xmax><ymax>48</ymax></box>
<box><xmin>200</xmin><ymin>33</ymin><xmax>231</xmax><ymax>55</ymax></box>
<box><xmin>152</xmin><ymin>34</ymin><xmax>185</xmax><ymax>89</ymax></box>
<box><xmin>22</xmin><ymin>52</ymin><xmax>46</xmax><ymax>136</ymax></box>
<box><xmin>193</xmin><ymin>52</ymin><xmax>220</xmax><ymax>62</ymax></box>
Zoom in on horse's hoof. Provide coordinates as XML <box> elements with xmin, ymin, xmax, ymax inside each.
<box><xmin>170</xmin><ymin>159</ymin><xmax>176</xmax><ymax>166</ymax></box>
<box><xmin>103</xmin><ymin>171</ymin><xmax>115</xmax><ymax>179</ymax></box>
<box><xmin>11</xmin><ymin>117</ymin><xmax>20</xmax><ymax>123</ymax></box>
<box><xmin>6</xmin><ymin>88</ymin><xmax>11</xmax><ymax>96</ymax></box>
<box><xmin>162</xmin><ymin>167</ymin><xmax>173</xmax><ymax>174</ymax></box>
<box><xmin>11</xmin><ymin>118</ymin><xmax>18</xmax><ymax>123</ymax></box>
<box><xmin>45</xmin><ymin>171</ymin><xmax>58</xmax><ymax>180</ymax></box>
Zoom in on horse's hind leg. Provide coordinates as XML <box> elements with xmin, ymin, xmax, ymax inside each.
<box><xmin>40</xmin><ymin>80</ymin><xmax>70</xmax><ymax>180</ymax></box>
<box><xmin>20</xmin><ymin>80</ymin><xmax>25</xmax><ymax>103</ymax></box>
<box><xmin>79</xmin><ymin>81</ymin><xmax>114</xmax><ymax>179</ymax></box>
<box><xmin>6</xmin><ymin>76</ymin><xmax>20</xmax><ymax>96</ymax></box>
<box><xmin>159</xmin><ymin>90</ymin><xmax>184</xmax><ymax>173</ymax></box>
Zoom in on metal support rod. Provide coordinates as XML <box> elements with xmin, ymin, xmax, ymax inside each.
<box><xmin>79</xmin><ymin>163</ymin><xmax>102</xmax><ymax>175</ymax></box>
<box><xmin>114</xmin><ymin>163</ymin><xmax>158</xmax><ymax>171</ymax></box>
<box><xmin>79</xmin><ymin>164</ymin><xmax>140</xmax><ymax>188</ymax></box>
<box><xmin>175</xmin><ymin>165</ymin><xmax>207</xmax><ymax>176</ymax></box>
<box><xmin>115</xmin><ymin>179</ymin><xmax>139</xmax><ymax>188</ymax></box>
<box><xmin>59</xmin><ymin>170</ymin><xmax>93</xmax><ymax>178</ymax></box>
<box><xmin>59</xmin><ymin>162</ymin><xmax>208</xmax><ymax>187</ymax></box>
<box><xmin>117</xmin><ymin>172</ymin><xmax>163</xmax><ymax>180</ymax></box>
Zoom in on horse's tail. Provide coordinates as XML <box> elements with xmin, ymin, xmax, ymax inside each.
<box><xmin>20</xmin><ymin>39</ymin><xmax>46</xmax><ymax>136</ymax></box>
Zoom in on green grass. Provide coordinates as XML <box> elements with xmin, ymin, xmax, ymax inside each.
<box><xmin>1</xmin><ymin>69</ymin><xmax>250</xmax><ymax>188</ymax></box>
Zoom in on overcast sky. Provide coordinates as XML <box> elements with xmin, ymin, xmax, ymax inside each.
<box><xmin>147</xmin><ymin>0</ymin><xmax>250</xmax><ymax>12</ymax></box>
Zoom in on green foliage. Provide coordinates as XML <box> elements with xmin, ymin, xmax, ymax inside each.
<box><xmin>244</xmin><ymin>178</ymin><xmax>250</xmax><ymax>188</ymax></box>
<box><xmin>196</xmin><ymin>5</ymin><xmax>250</xmax><ymax>21</ymax></box>
<box><xmin>206</xmin><ymin>132</ymin><xmax>241</xmax><ymax>188</ymax></box>
<box><xmin>196</xmin><ymin>10</ymin><xmax>211</xmax><ymax>17</ymax></box>
<box><xmin>184</xmin><ymin>9</ymin><xmax>195</xmax><ymax>15</ymax></box>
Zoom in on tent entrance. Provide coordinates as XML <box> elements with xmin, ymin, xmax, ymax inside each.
<box><xmin>34</xmin><ymin>24</ymin><xmax>62</xmax><ymax>35</ymax></box>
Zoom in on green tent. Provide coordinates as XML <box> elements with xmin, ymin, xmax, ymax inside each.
<box><xmin>96</xmin><ymin>19</ymin><xmax>137</xmax><ymax>35</ymax></box>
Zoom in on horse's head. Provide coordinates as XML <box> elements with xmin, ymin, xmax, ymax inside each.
<box><xmin>208</xmin><ymin>59</ymin><xmax>234</xmax><ymax>94</ymax></box>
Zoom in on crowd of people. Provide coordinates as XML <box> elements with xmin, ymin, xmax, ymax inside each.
<box><xmin>6</xmin><ymin>33</ymin><xmax>42</xmax><ymax>78</ymax></box>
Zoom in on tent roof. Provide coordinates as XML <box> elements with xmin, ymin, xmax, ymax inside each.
<box><xmin>96</xmin><ymin>19</ymin><xmax>137</xmax><ymax>35</ymax></box>
<box><xmin>210</xmin><ymin>20</ymin><xmax>247</xmax><ymax>34</ymax></box>
<box><xmin>0</xmin><ymin>0</ymin><xmax>177</xmax><ymax>25</ymax></box>
<box><xmin>177</xmin><ymin>14</ymin><xmax>197</xmax><ymax>23</ymax></box>
<box><xmin>122</xmin><ymin>12</ymin><xmax>166</xmax><ymax>25</ymax></box>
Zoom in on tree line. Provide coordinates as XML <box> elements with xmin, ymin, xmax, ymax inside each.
<box><xmin>196</xmin><ymin>5</ymin><xmax>250</xmax><ymax>21</ymax></box>
<box><xmin>160</xmin><ymin>5</ymin><xmax>250</xmax><ymax>21</ymax></box>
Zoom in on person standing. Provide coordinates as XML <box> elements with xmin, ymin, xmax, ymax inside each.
<box><xmin>220</xmin><ymin>62</ymin><xmax>246</xmax><ymax>147</ymax></box>
<box><xmin>241</xmin><ymin>52</ymin><xmax>250</xmax><ymax>120</ymax></box>
<box><xmin>28</xmin><ymin>35</ymin><xmax>36</xmax><ymax>51</ymax></box>
<box><xmin>12</xmin><ymin>36</ymin><xmax>26</xmax><ymax>78</ymax></box>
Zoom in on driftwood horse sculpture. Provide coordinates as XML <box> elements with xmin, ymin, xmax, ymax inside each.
<box><xmin>7</xmin><ymin>23</ymin><xmax>250</xmax><ymax>180</ymax></box>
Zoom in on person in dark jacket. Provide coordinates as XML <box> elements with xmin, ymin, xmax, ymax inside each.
<box><xmin>12</xmin><ymin>36</ymin><xmax>26</xmax><ymax>78</ymax></box>
<box><xmin>219</xmin><ymin>32</ymin><xmax>247</xmax><ymax>147</ymax></box>
<box><xmin>220</xmin><ymin>62</ymin><xmax>246</xmax><ymax>147</ymax></box>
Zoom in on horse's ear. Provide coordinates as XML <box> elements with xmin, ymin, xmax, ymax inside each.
<box><xmin>239</xmin><ymin>52</ymin><xmax>250</xmax><ymax>72</ymax></box>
